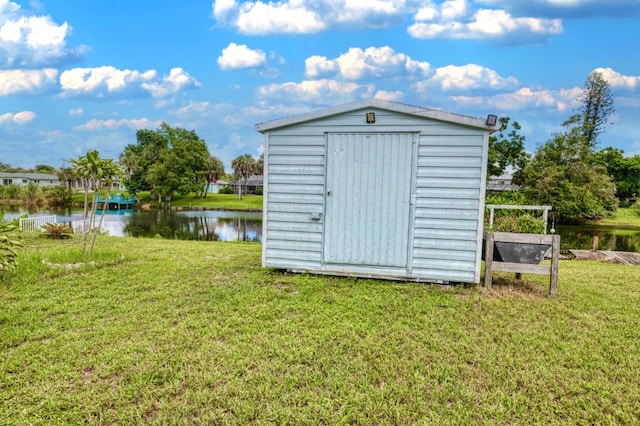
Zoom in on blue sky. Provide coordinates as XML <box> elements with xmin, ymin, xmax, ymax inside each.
<box><xmin>1</xmin><ymin>0</ymin><xmax>639</xmax><ymax>171</ymax></box>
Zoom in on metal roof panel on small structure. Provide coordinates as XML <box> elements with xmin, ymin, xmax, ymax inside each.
<box><xmin>255</xmin><ymin>99</ymin><xmax>496</xmax><ymax>132</ymax></box>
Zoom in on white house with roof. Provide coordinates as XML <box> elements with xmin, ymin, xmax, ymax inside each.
<box><xmin>0</xmin><ymin>172</ymin><xmax>60</xmax><ymax>188</ymax></box>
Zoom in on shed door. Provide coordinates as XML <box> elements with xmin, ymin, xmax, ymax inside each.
<box><xmin>324</xmin><ymin>133</ymin><xmax>414</xmax><ymax>267</ymax></box>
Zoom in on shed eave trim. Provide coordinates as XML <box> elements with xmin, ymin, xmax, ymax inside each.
<box><xmin>255</xmin><ymin>99</ymin><xmax>495</xmax><ymax>132</ymax></box>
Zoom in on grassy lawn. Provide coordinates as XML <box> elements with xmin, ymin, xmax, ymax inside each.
<box><xmin>592</xmin><ymin>207</ymin><xmax>640</xmax><ymax>227</ymax></box>
<box><xmin>71</xmin><ymin>192</ymin><xmax>263</xmax><ymax>211</ymax></box>
<box><xmin>1</xmin><ymin>236</ymin><xmax>639</xmax><ymax>424</ymax></box>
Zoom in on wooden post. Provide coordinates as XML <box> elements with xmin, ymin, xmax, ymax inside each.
<box><xmin>483</xmin><ymin>231</ymin><xmax>495</xmax><ymax>289</ymax></box>
<box><xmin>488</xmin><ymin>207</ymin><xmax>495</xmax><ymax>229</ymax></box>
<box><xmin>550</xmin><ymin>235</ymin><xmax>560</xmax><ymax>295</ymax></box>
<box><xmin>592</xmin><ymin>236</ymin><xmax>599</xmax><ymax>252</ymax></box>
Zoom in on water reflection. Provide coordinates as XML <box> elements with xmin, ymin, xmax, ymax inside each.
<box><xmin>125</xmin><ymin>210</ymin><xmax>262</xmax><ymax>242</ymax></box>
<box><xmin>1</xmin><ymin>206</ymin><xmax>262</xmax><ymax>242</ymax></box>
<box><xmin>4</xmin><ymin>204</ymin><xmax>640</xmax><ymax>250</ymax></box>
<box><xmin>556</xmin><ymin>225</ymin><xmax>640</xmax><ymax>252</ymax></box>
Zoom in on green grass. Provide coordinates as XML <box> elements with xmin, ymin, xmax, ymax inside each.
<box><xmin>1</xmin><ymin>235</ymin><xmax>640</xmax><ymax>424</ymax></box>
<box><xmin>592</xmin><ymin>206</ymin><xmax>640</xmax><ymax>227</ymax></box>
<box><xmin>70</xmin><ymin>192</ymin><xmax>263</xmax><ymax>211</ymax></box>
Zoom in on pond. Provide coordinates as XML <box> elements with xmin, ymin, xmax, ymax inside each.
<box><xmin>1</xmin><ymin>206</ymin><xmax>262</xmax><ymax>242</ymax></box>
<box><xmin>555</xmin><ymin>224</ymin><xmax>640</xmax><ymax>252</ymax></box>
<box><xmin>3</xmin><ymin>205</ymin><xmax>640</xmax><ymax>251</ymax></box>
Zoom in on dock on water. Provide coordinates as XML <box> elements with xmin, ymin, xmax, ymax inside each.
<box><xmin>96</xmin><ymin>194</ymin><xmax>136</xmax><ymax>211</ymax></box>
<box><xmin>569</xmin><ymin>250</ymin><xmax>640</xmax><ymax>266</ymax></box>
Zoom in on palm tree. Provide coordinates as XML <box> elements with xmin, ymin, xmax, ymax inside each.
<box><xmin>203</xmin><ymin>156</ymin><xmax>224</xmax><ymax>198</ymax></box>
<box><xmin>231</xmin><ymin>154</ymin><xmax>255</xmax><ymax>200</ymax></box>
<box><xmin>56</xmin><ymin>167</ymin><xmax>76</xmax><ymax>190</ymax></box>
<box><xmin>254</xmin><ymin>153</ymin><xmax>264</xmax><ymax>176</ymax></box>
<box><xmin>71</xmin><ymin>150</ymin><xmax>123</xmax><ymax>255</ymax></box>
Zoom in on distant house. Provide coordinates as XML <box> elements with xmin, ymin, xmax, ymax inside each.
<box><xmin>230</xmin><ymin>175</ymin><xmax>263</xmax><ymax>195</ymax></box>
<box><xmin>487</xmin><ymin>168</ymin><xmax>520</xmax><ymax>192</ymax></box>
<box><xmin>206</xmin><ymin>179</ymin><xmax>229</xmax><ymax>193</ymax></box>
<box><xmin>0</xmin><ymin>172</ymin><xmax>60</xmax><ymax>188</ymax></box>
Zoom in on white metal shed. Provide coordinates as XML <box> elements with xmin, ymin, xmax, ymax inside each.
<box><xmin>256</xmin><ymin>99</ymin><xmax>497</xmax><ymax>283</ymax></box>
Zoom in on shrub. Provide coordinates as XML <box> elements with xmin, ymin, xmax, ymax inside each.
<box><xmin>0</xmin><ymin>212</ymin><xmax>23</xmax><ymax>273</ymax></box>
<box><xmin>254</xmin><ymin>186</ymin><xmax>263</xmax><ymax>195</ymax></box>
<box><xmin>0</xmin><ymin>184</ymin><xmax>21</xmax><ymax>200</ymax></box>
<box><xmin>491</xmin><ymin>213</ymin><xmax>546</xmax><ymax>234</ymax></box>
<box><xmin>24</xmin><ymin>182</ymin><xmax>41</xmax><ymax>204</ymax></box>
<box><xmin>218</xmin><ymin>186</ymin><xmax>233</xmax><ymax>194</ymax></box>
<box><xmin>632</xmin><ymin>200</ymin><xmax>640</xmax><ymax>217</ymax></box>
<box><xmin>41</xmin><ymin>223</ymin><xmax>74</xmax><ymax>239</ymax></box>
<box><xmin>45</xmin><ymin>186</ymin><xmax>73</xmax><ymax>207</ymax></box>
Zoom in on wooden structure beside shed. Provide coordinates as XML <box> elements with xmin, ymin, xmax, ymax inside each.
<box><xmin>255</xmin><ymin>99</ymin><xmax>499</xmax><ymax>283</ymax></box>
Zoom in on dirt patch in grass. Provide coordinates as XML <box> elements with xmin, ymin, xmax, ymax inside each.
<box><xmin>482</xmin><ymin>275</ymin><xmax>550</xmax><ymax>298</ymax></box>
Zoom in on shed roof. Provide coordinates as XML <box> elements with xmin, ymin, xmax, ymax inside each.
<box><xmin>255</xmin><ymin>99</ymin><xmax>498</xmax><ymax>133</ymax></box>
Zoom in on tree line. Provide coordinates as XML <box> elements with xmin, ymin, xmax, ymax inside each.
<box><xmin>488</xmin><ymin>71</ymin><xmax>639</xmax><ymax>223</ymax></box>
<box><xmin>3</xmin><ymin>71</ymin><xmax>637</xmax><ymax>223</ymax></box>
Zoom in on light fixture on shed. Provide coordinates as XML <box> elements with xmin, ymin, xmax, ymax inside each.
<box><xmin>485</xmin><ymin>114</ymin><xmax>498</xmax><ymax>126</ymax></box>
<box><xmin>366</xmin><ymin>112</ymin><xmax>376</xmax><ymax>124</ymax></box>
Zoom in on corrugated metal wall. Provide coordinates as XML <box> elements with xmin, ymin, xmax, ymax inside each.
<box><xmin>411</xmin><ymin>135</ymin><xmax>484</xmax><ymax>282</ymax></box>
<box><xmin>264</xmin><ymin>134</ymin><xmax>325</xmax><ymax>269</ymax></box>
<box><xmin>324</xmin><ymin>133</ymin><xmax>414</xmax><ymax>268</ymax></box>
<box><xmin>262</xmin><ymin>108</ymin><xmax>488</xmax><ymax>283</ymax></box>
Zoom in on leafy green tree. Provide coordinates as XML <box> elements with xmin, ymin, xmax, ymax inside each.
<box><xmin>231</xmin><ymin>154</ymin><xmax>256</xmax><ymax>200</ymax></box>
<box><xmin>120</xmin><ymin>129</ymin><xmax>167</xmax><ymax>196</ymax></box>
<box><xmin>203</xmin><ymin>156</ymin><xmax>224</xmax><ymax>198</ymax></box>
<box><xmin>44</xmin><ymin>186</ymin><xmax>73</xmax><ymax>207</ymax></box>
<box><xmin>34</xmin><ymin>164</ymin><xmax>57</xmax><ymax>174</ymax></box>
<box><xmin>578</xmin><ymin>71</ymin><xmax>615</xmax><ymax>150</ymax></box>
<box><xmin>592</xmin><ymin>147</ymin><xmax>640</xmax><ymax>201</ymax></box>
<box><xmin>487</xmin><ymin>117</ymin><xmax>529</xmax><ymax>178</ymax></box>
<box><xmin>519</xmin><ymin>122</ymin><xmax>617</xmax><ymax>223</ymax></box>
<box><xmin>120</xmin><ymin>122</ymin><xmax>210</xmax><ymax>201</ymax></box>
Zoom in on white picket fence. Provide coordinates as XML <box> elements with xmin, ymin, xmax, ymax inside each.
<box><xmin>71</xmin><ymin>219</ymin><xmax>92</xmax><ymax>234</ymax></box>
<box><xmin>19</xmin><ymin>215</ymin><xmax>57</xmax><ymax>232</ymax></box>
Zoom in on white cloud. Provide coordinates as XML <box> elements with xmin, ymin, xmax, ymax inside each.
<box><xmin>0</xmin><ymin>68</ymin><xmax>57</xmax><ymax>95</ymax></box>
<box><xmin>594</xmin><ymin>67</ymin><xmax>640</xmax><ymax>90</ymax></box>
<box><xmin>60</xmin><ymin>66</ymin><xmax>156</xmax><ymax>95</ymax></box>
<box><xmin>477</xmin><ymin>0</ymin><xmax>640</xmax><ymax>18</ymax></box>
<box><xmin>452</xmin><ymin>86</ymin><xmax>582</xmax><ymax>112</ymax></box>
<box><xmin>373</xmin><ymin>90</ymin><xmax>404</xmax><ymax>102</ymax></box>
<box><xmin>415</xmin><ymin>63</ymin><xmax>519</xmax><ymax>92</ymax></box>
<box><xmin>172</xmin><ymin>101</ymin><xmax>214</xmax><ymax>116</ymax></box>
<box><xmin>68</xmin><ymin>108</ymin><xmax>83</xmax><ymax>116</ymax></box>
<box><xmin>0</xmin><ymin>110</ymin><xmax>36</xmax><ymax>124</ymax></box>
<box><xmin>257</xmin><ymin>79</ymin><xmax>376</xmax><ymax>105</ymax></box>
<box><xmin>59</xmin><ymin>66</ymin><xmax>199</xmax><ymax>101</ymax></box>
<box><xmin>234</xmin><ymin>2</ymin><xmax>325</xmax><ymax>35</ymax></box>
<box><xmin>74</xmin><ymin>118</ymin><xmax>161</xmax><ymax>131</ymax></box>
<box><xmin>212</xmin><ymin>0</ymin><xmax>407</xmax><ymax>35</ymax></box>
<box><xmin>408</xmin><ymin>2</ymin><xmax>562</xmax><ymax>44</ymax></box>
<box><xmin>141</xmin><ymin>67</ymin><xmax>200</xmax><ymax>98</ymax></box>
<box><xmin>218</xmin><ymin>43</ymin><xmax>266</xmax><ymax>70</ymax></box>
<box><xmin>0</xmin><ymin>0</ymin><xmax>88</xmax><ymax>67</ymax></box>
<box><xmin>305</xmin><ymin>46</ymin><xmax>431</xmax><ymax>80</ymax></box>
